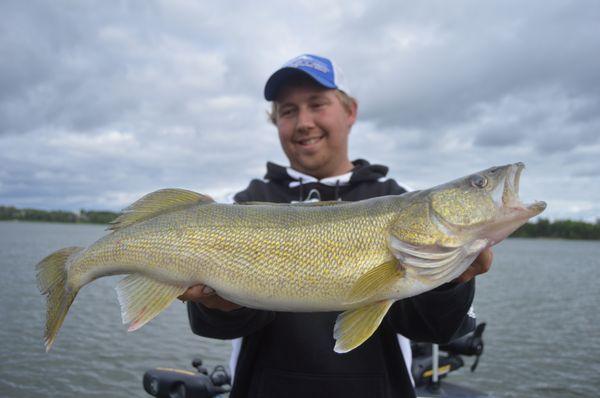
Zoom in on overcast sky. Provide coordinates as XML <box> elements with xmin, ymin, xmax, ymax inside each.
<box><xmin>1</xmin><ymin>0</ymin><xmax>599</xmax><ymax>221</ymax></box>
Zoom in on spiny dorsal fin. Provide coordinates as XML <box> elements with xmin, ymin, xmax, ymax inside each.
<box><xmin>108</xmin><ymin>188</ymin><xmax>214</xmax><ymax>231</ymax></box>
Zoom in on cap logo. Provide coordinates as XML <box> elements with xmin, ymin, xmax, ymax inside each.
<box><xmin>287</xmin><ymin>56</ymin><xmax>330</xmax><ymax>74</ymax></box>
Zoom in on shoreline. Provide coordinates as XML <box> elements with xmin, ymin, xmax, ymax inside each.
<box><xmin>1</xmin><ymin>218</ymin><xmax>598</xmax><ymax>241</ymax></box>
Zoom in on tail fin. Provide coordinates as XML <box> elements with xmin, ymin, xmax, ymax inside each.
<box><xmin>36</xmin><ymin>247</ymin><xmax>84</xmax><ymax>352</ymax></box>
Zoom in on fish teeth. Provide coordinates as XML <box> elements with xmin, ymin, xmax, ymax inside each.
<box><xmin>502</xmin><ymin>163</ymin><xmax>522</xmax><ymax>207</ymax></box>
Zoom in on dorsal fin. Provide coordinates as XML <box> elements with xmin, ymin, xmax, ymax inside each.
<box><xmin>108</xmin><ymin>188</ymin><xmax>214</xmax><ymax>231</ymax></box>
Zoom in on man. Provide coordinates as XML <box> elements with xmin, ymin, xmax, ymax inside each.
<box><xmin>179</xmin><ymin>54</ymin><xmax>492</xmax><ymax>397</ymax></box>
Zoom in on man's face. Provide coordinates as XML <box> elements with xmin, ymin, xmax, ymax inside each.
<box><xmin>275</xmin><ymin>81</ymin><xmax>357</xmax><ymax>179</ymax></box>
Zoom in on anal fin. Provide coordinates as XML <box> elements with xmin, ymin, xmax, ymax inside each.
<box><xmin>333</xmin><ymin>299</ymin><xmax>395</xmax><ymax>353</ymax></box>
<box><xmin>116</xmin><ymin>274</ymin><xmax>187</xmax><ymax>331</ymax></box>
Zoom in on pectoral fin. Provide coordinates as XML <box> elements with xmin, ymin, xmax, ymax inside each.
<box><xmin>345</xmin><ymin>259</ymin><xmax>404</xmax><ymax>304</ymax></box>
<box><xmin>333</xmin><ymin>299</ymin><xmax>395</xmax><ymax>353</ymax></box>
<box><xmin>116</xmin><ymin>274</ymin><xmax>187</xmax><ymax>331</ymax></box>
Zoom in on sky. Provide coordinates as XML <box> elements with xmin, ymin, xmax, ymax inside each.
<box><xmin>1</xmin><ymin>0</ymin><xmax>599</xmax><ymax>221</ymax></box>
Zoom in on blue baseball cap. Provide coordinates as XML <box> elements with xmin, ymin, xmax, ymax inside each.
<box><xmin>264</xmin><ymin>54</ymin><xmax>350</xmax><ymax>101</ymax></box>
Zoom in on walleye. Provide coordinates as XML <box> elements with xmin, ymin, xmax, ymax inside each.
<box><xmin>36</xmin><ymin>163</ymin><xmax>545</xmax><ymax>353</ymax></box>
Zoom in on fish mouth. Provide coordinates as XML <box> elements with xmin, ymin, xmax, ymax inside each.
<box><xmin>500</xmin><ymin>162</ymin><xmax>546</xmax><ymax>216</ymax></box>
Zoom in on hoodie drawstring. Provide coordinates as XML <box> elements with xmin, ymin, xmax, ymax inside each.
<box><xmin>295</xmin><ymin>177</ymin><xmax>343</xmax><ymax>201</ymax></box>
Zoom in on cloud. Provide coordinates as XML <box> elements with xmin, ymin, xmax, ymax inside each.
<box><xmin>339</xmin><ymin>2</ymin><xmax>600</xmax><ymax>139</ymax></box>
<box><xmin>470</xmin><ymin>87</ymin><xmax>600</xmax><ymax>152</ymax></box>
<box><xmin>0</xmin><ymin>0</ymin><xmax>599</xmax><ymax>221</ymax></box>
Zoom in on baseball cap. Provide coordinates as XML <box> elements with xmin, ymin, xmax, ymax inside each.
<box><xmin>264</xmin><ymin>54</ymin><xmax>350</xmax><ymax>101</ymax></box>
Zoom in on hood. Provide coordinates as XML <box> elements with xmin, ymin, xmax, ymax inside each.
<box><xmin>264</xmin><ymin>159</ymin><xmax>390</xmax><ymax>186</ymax></box>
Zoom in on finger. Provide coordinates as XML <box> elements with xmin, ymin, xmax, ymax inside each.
<box><xmin>455</xmin><ymin>269</ymin><xmax>475</xmax><ymax>284</ymax></box>
<box><xmin>177</xmin><ymin>285</ymin><xmax>200</xmax><ymax>302</ymax></box>
<box><xmin>456</xmin><ymin>248</ymin><xmax>494</xmax><ymax>283</ymax></box>
<box><xmin>202</xmin><ymin>285</ymin><xmax>215</xmax><ymax>295</ymax></box>
<box><xmin>474</xmin><ymin>248</ymin><xmax>493</xmax><ymax>274</ymax></box>
<box><xmin>177</xmin><ymin>284</ymin><xmax>239</xmax><ymax>311</ymax></box>
<box><xmin>178</xmin><ymin>284</ymin><xmax>214</xmax><ymax>302</ymax></box>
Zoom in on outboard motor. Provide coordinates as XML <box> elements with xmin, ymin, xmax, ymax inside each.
<box><xmin>143</xmin><ymin>358</ymin><xmax>231</xmax><ymax>398</ymax></box>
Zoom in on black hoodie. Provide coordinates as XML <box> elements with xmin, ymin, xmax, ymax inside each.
<box><xmin>187</xmin><ymin>159</ymin><xmax>475</xmax><ymax>398</ymax></box>
<box><xmin>234</xmin><ymin>159</ymin><xmax>403</xmax><ymax>203</ymax></box>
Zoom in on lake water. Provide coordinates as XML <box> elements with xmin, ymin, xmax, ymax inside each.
<box><xmin>0</xmin><ymin>221</ymin><xmax>598</xmax><ymax>397</ymax></box>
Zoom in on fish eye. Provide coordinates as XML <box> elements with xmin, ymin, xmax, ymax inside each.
<box><xmin>470</xmin><ymin>174</ymin><xmax>488</xmax><ymax>189</ymax></box>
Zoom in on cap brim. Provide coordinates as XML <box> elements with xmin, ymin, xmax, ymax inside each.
<box><xmin>264</xmin><ymin>67</ymin><xmax>337</xmax><ymax>101</ymax></box>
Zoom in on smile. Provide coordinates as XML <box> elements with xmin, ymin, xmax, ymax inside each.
<box><xmin>296</xmin><ymin>135</ymin><xmax>324</xmax><ymax>146</ymax></box>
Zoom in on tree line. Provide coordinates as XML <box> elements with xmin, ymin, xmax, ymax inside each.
<box><xmin>1</xmin><ymin>206</ymin><xmax>599</xmax><ymax>240</ymax></box>
<box><xmin>511</xmin><ymin>218</ymin><xmax>600</xmax><ymax>240</ymax></box>
<box><xmin>0</xmin><ymin>206</ymin><xmax>118</xmax><ymax>224</ymax></box>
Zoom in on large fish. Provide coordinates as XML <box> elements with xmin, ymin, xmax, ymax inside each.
<box><xmin>37</xmin><ymin>162</ymin><xmax>545</xmax><ymax>353</ymax></box>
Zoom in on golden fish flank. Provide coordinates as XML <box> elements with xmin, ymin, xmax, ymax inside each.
<box><xmin>36</xmin><ymin>162</ymin><xmax>545</xmax><ymax>353</ymax></box>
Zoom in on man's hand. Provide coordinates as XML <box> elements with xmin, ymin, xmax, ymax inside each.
<box><xmin>178</xmin><ymin>284</ymin><xmax>242</xmax><ymax>312</ymax></box>
<box><xmin>455</xmin><ymin>248</ymin><xmax>493</xmax><ymax>283</ymax></box>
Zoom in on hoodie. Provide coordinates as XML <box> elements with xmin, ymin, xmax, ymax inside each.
<box><xmin>234</xmin><ymin>159</ymin><xmax>406</xmax><ymax>203</ymax></box>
